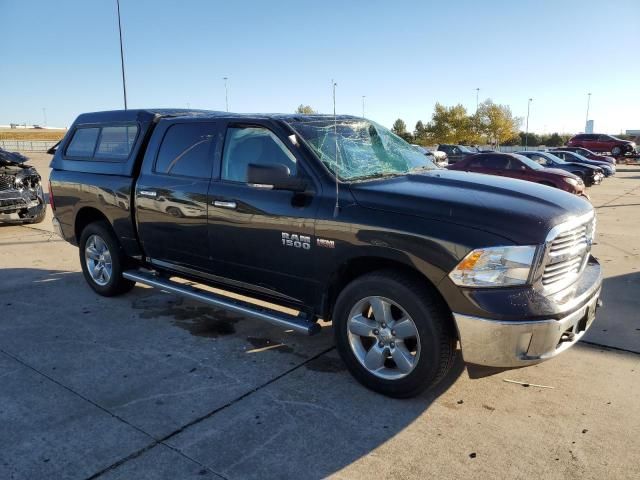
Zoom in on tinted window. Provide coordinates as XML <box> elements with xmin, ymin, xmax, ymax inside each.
<box><xmin>95</xmin><ymin>126</ymin><xmax>138</xmax><ymax>159</ymax></box>
<box><xmin>156</xmin><ymin>124</ymin><xmax>215</xmax><ymax>178</ymax></box>
<box><xmin>222</xmin><ymin>127</ymin><xmax>297</xmax><ymax>183</ymax></box>
<box><xmin>484</xmin><ymin>156</ymin><xmax>509</xmax><ymax>169</ymax></box>
<box><xmin>66</xmin><ymin>128</ymin><xmax>100</xmax><ymax>157</ymax></box>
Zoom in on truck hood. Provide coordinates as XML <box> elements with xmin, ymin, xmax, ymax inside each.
<box><xmin>0</xmin><ymin>149</ymin><xmax>29</xmax><ymax>167</ymax></box>
<box><xmin>348</xmin><ymin>170</ymin><xmax>592</xmax><ymax>245</ymax></box>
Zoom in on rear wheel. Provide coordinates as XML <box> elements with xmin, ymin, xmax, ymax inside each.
<box><xmin>611</xmin><ymin>146</ymin><xmax>622</xmax><ymax>156</ymax></box>
<box><xmin>333</xmin><ymin>270</ymin><xmax>456</xmax><ymax>398</ymax></box>
<box><xmin>79</xmin><ymin>221</ymin><xmax>135</xmax><ymax>296</ymax></box>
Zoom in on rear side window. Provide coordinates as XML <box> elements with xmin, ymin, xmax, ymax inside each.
<box><xmin>155</xmin><ymin>123</ymin><xmax>215</xmax><ymax>178</ymax></box>
<box><xmin>66</xmin><ymin>128</ymin><xmax>100</xmax><ymax>157</ymax></box>
<box><xmin>95</xmin><ymin>126</ymin><xmax>138</xmax><ymax>159</ymax></box>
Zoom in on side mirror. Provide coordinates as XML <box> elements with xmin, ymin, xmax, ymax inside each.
<box><xmin>247</xmin><ymin>163</ymin><xmax>307</xmax><ymax>192</ymax></box>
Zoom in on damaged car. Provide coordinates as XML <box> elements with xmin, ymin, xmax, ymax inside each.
<box><xmin>0</xmin><ymin>148</ymin><xmax>46</xmax><ymax>224</ymax></box>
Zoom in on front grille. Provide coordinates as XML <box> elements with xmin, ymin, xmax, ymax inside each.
<box><xmin>0</xmin><ymin>175</ymin><xmax>15</xmax><ymax>191</ymax></box>
<box><xmin>541</xmin><ymin>216</ymin><xmax>595</xmax><ymax>289</ymax></box>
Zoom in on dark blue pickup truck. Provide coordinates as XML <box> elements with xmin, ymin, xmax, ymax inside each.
<box><xmin>49</xmin><ymin>109</ymin><xmax>602</xmax><ymax>397</ymax></box>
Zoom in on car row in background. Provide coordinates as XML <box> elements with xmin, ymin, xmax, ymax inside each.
<box><xmin>567</xmin><ymin>133</ymin><xmax>636</xmax><ymax>156</ymax></box>
<box><xmin>446</xmin><ymin>152</ymin><xmax>587</xmax><ymax>197</ymax></box>
<box><xmin>550</xmin><ymin>149</ymin><xmax>615</xmax><ymax>176</ymax></box>
<box><xmin>550</xmin><ymin>146</ymin><xmax>616</xmax><ymax>164</ymax></box>
<box><xmin>516</xmin><ymin>151</ymin><xmax>604</xmax><ymax>186</ymax></box>
<box><xmin>411</xmin><ymin>145</ymin><xmax>449</xmax><ymax>167</ymax></box>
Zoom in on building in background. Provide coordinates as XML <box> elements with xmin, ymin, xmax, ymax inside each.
<box><xmin>585</xmin><ymin>120</ymin><xmax>594</xmax><ymax>134</ymax></box>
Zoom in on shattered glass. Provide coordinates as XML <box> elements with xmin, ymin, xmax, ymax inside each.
<box><xmin>287</xmin><ymin>119</ymin><xmax>436</xmax><ymax>181</ymax></box>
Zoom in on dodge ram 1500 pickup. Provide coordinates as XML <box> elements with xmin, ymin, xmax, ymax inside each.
<box><xmin>49</xmin><ymin>109</ymin><xmax>602</xmax><ymax>397</ymax></box>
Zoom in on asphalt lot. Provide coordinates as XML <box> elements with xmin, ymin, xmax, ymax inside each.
<box><xmin>1</xmin><ymin>153</ymin><xmax>639</xmax><ymax>479</ymax></box>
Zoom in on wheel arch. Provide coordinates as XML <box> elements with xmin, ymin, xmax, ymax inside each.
<box><xmin>321</xmin><ymin>256</ymin><xmax>454</xmax><ymax>334</ymax></box>
<box><xmin>74</xmin><ymin>207</ymin><xmax>112</xmax><ymax>244</ymax></box>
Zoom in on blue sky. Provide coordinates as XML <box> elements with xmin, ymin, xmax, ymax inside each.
<box><xmin>2</xmin><ymin>0</ymin><xmax>639</xmax><ymax>134</ymax></box>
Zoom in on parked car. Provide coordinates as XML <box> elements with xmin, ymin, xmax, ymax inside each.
<box><xmin>412</xmin><ymin>145</ymin><xmax>448</xmax><ymax>167</ymax></box>
<box><xmin>550</xmin><ymin>146</ymin><xmax>616</xmax><ymax>165</ymax></box>
<box><xmin>0</xmin><ymin>148</ymin><xmax>47</xmax><ymax>224</ymax></box>
<box><xmin>436</xmin><ymin>144</ymin><xmax>476</xmax><ymax>163</ymax></box>
<box><xmin>567</xmin><ymin>133</ymin><xmax>636</xmax><ymax>156</ymax></box>
<box><xmin>551</xmin><ymin>150</ymin><xmax>615</xmax><ymax>177</ymax></box>
<box><xmin>49</xmin><ymin>109</ymin><xmax>602</xmax><ymax>398</ymax></box>
<box><xmin>516</xmin><ymin>151</ymin><xmax>604</xmax><ymax>187</ymax></box>
<box><xmin>447</xmin><ymin>152</ymin><xmax>586</xmax><ymax>196</ymax></box>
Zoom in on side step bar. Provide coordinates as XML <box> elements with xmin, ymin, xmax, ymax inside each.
<box><xmin>123</xmin><ymin>269</ymin><xmax>321</xmax><ymax>336</ymax></box>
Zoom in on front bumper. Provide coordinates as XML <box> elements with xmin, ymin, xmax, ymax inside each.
<box><xmin>0</xmin><ymin>189</ymin><xmax>41</xmax><ymax>214</ymax></box>
<box><xmin>452</xmin><ymin>259</ymin><xmax>602</xmax><ymax>368</ymax></box>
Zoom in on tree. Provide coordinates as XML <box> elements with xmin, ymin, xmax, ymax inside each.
<box><xmin>519</xmin><ymin>131</ymin><xmax>541</xmax><ymax>147</ymax></box>
<box><xmin>413</xmin><ymin>120</ymin><xmax>429</xmax><ymax>145</ymax></box>
<box><xmin>476</xmin><ymin>100</ymin><xmax>521</xmax><ymax>146</ymax></box>
<box><xmin>295</xmin><ymin>104</ymin><xmax>317</xmax><ymax>114</ymax></box>
<box><xmin>544</xmin><ymin>133</ymin><xmax>564</xmax><ymax>147</ymax></box>
<box><xmin>391</xmin><ymin>119</ymin><xmax>413</xmax><ymax>142</ymax></box>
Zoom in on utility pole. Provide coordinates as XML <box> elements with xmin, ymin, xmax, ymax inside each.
<box><xmin>525</xmin><ymin>98</ymin><xmax>533</xmax><ymax>150</ymax></box>
<box><xmin>585</xmin><ymin>92</ymin><xmax>592</xmax><ymax>132</ymax></box>
<box><xmin>116</xmin><ymin>0</ymin><xmax>128</xmax><ymax>109</ymax></box>
<box><xmin>223</xmin><ymin>77</ymin><xmax>229</xmax><ymax>112</ymax></box>
<box><xmin>362</xmin><ymin>96</ymin><xmax>366</xmax><ymax>118</ymax></box>
<box><xmin>476</xmin><ymin>87</ymin><xmax>480</xmax><ymax>112</ymax></box>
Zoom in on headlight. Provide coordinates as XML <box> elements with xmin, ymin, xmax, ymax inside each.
<box><xmin>563</xmin><ymin>177</ymin><xmax>579</xmax><ymax>186</ymax></box>
<box><xmin>449</xmin><ymin>245</ymin><xmax>537</xmax><ymax>287</ymax></box>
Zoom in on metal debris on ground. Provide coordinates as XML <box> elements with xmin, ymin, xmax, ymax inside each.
<box><xmin>503</xmin><ymin>378</ymin><xmax>555</xmax><ymax>389</ymax></box>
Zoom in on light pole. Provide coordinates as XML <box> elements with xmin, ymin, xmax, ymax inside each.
<box><xmin>116</xmin><ymin>0</ymin><xmax>128</xmax><ymax>110</ymax></box>
<box><xmin>362</xmin><ymin>96</ymin><xmax>366</xmax><ymax>118</ymax></box>
<box><xmin>476</xmin><ymin>88</ymin><xmax>480</xmax><ymax>112</ymax></box>
<box><xmin>585</xmin><ymin>92</ymin><xmax>591</xmax><ymax>132</ymax></box>
<box><xmin>223</xmin><ymin>77</ymin><xmax>229</xmax><ymax>112</ymax></box>
<box><xmin>525</xmin><ymin>98</ymin><xmax>533</xmax><ymax>150</ymax></box>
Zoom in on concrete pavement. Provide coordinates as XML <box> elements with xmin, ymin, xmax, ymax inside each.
<box><xmin>0</xmin><ymin>153</ymin><xmax>639</xmax><ymax>479</ymax></box>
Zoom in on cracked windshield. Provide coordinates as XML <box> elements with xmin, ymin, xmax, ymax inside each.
<box><xmin>288</xmin><ymin>118</ymin><xmax>436</xmax><ymax>181</ymax></box>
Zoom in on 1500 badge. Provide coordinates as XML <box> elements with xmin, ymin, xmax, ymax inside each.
<box><xmin>281</xmin><ymin>232</ymin><xmax>311</xmax><ymax>250</ymax></box>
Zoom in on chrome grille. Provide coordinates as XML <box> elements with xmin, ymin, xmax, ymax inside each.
<box><xmin>541</xmin><ymin>215</ymin><xmax>595</xmax><ymax>289</ymax></box>
<box><xmin>0</xmin><ymin>175</ymin><xmax>15</xmax><ymax>191</ymax></box>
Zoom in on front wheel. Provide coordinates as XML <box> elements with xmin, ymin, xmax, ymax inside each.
<box><xmin>333</xmin><ymin>270</ymin><xmax>456</xmax><ymax>398</ymax></box>
<box><xmin>79</xmin><ymin>221</ymin><xmax>135</xmax><ymax>296</ymax></box>
<box><xmin>611</xmin><ymin>146</ymin><xmax>622</xmax><ymax>156</ymax></box>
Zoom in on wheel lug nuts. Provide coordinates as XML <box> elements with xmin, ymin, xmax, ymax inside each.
<box><xmin>373</xmin><ymin>329</ymin><xmax>379</xmax><ymax>335</ymax></box>
<box><xmin>378</xmin><ymin>341</ymin><xmax>384</xmax><ymax>348</ymax></box>
<box><xmin>391</xmin><ymin>330</ymin><xmax>396</xmax><ymax>336</ymax></box>
<box><xmin>390</xmin><ymin>342</ymin><xmax>395</xmax><ymax>348</ymax></box>
<box><xmin>381</xmin><ymin>323</ymin><xmax>387</xmax><ymax>328</ymax></box>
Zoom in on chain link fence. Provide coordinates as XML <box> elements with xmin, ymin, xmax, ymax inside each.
<box><xmin>0</xmin><ymin>140</ymin><xmax>58</xmax><ymax>152</ymax></box>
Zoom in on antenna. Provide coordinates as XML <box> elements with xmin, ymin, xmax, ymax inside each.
<box><xmin>332</xmin><ymin>79</ymin><xmax>340</xmax><ymax>218</ymax></box>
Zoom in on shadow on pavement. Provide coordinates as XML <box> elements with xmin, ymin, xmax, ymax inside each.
<box><xmin>584</xmin><ymin>271</ymin><xmax>640</xmax><ymax>353</ymax></box>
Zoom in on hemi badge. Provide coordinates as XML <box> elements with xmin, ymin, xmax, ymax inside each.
<box><xmin>317</xmin><ymin>238</ymin><xmax>335</xmax><ymax>249</ymax></box>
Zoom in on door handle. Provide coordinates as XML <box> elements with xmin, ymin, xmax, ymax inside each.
<box><xmin>213</xmin><ymin>200</ymin><xmax>237</xmax><ymax>209</ymax></box>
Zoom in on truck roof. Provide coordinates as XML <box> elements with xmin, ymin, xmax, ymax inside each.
<box><xmin>74</xmin><ymin>109</ymin><xmax>361</xmax><ymax>125</ymax></box>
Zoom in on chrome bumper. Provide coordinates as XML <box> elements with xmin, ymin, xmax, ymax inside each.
<box><xmin>453</xmin><ymin>289</ymin><xmax>600</xmax><ymax>367</ymax></box>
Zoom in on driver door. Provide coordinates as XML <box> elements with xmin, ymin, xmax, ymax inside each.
<box><xmin>206</xmin><ymin>122</ymin><xmax>321</xmax><ymax>305</ymax></box>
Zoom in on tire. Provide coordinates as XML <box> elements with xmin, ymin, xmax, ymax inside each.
<box><xmin>333</xmin><ymin>270</ymin><xmax>456</xmax><ymax>398</ymax></box>
<box><xmin>79</xmin><ymin>221</ymin><xmax>135</xmax><ymax>296</ymax></box>
<box><xmin>611</xmin><ymin>146</ymin><xmax>622</xmax><ymax>156</ymax></box>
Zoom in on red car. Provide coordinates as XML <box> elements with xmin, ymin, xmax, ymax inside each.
<box><xmin>567</xmin><ymin>133</ymin><xmax>636</xmax><ymax>156</ymax></box>
<box><xmin>447</xmin><ymin>152</ymin><xmax>586</xmax><ymax>196</ymax></box>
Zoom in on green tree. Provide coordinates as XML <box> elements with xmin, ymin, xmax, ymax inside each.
<box><xmin>519</xmin><ymin>131</ymin><xmax>541</xmax><ymax>147</ymax></box>
<box><xmin>391</xmin><ymin>119</ymin><xmax>413</xmax><ymax>142</ymax></box>
<box><xmin>425</xmin><ymin>103</ymin><xmax>475</xmax><ymax>144</ymax></box>
<box><xmin>295</xmin><ymin>104</ymin><xmax>317</xmax><ymax>114</ymax></box>
<box><xmin>544</xmin><ymin>133</ymin><xmax>564</xmax><ymax>146</ymax></box>
<box><xmin>476</xmin><ymin>100</ymin><xmax>521</xmax><ymax>146</ymax></box>
<box><xmin>413</xmin><ymin>120</ymin><xmax>428</xmax><ymax>145</ymax></box>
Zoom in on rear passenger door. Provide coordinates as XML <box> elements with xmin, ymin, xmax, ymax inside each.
<box><xmin>135</xmin><ymin>121</ymin><xmax>220</xmax><ymax>271</ymax></box>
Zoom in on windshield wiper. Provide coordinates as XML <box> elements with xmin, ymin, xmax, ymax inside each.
<box><xmin>351</xmin><ymin>171</ymin><xmax>403</xmax><ymax>182</ymax></box>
